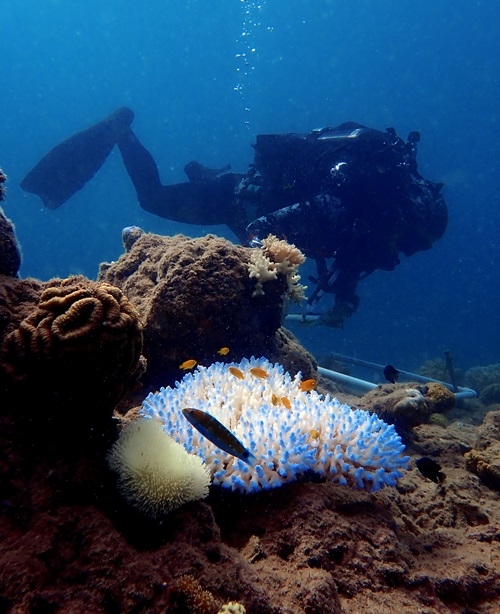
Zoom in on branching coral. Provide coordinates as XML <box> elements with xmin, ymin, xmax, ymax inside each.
<box><xmin>248</xmin><ymin>234</ymin><xmax>307</xmax><ymax>303</ymax></box>
<box><xmin>141</xmin><ymin>357</ymin><xmax>409</xmax><ymax>494</ymax></box>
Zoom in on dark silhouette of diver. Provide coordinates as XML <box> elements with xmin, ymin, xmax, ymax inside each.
<box><xmin>21</xmin><ymin>107</ymin><xmax>448</xmax><ymax>327</ymax></box>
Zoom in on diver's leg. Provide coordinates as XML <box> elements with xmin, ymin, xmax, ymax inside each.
<box><xmin>115</xmin><ymin>126</ymin><xmax>164</xmax><ymax>207</ymax></box>
<box><xmin>117</xmin><ymin>128</ymin><xmax>246</xmax><ymax>234</ymax></box>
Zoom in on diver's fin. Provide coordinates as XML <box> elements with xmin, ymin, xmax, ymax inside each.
<box><xmin>20</xmin><ymin>107</ymin><xmax>134</xmax><ymax>209</ymax></box>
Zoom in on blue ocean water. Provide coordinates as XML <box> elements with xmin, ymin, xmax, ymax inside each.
<box><xmin>1</xmin><ymin>0</ymin><xmax>499</xmax><ymax>373</ymax></box>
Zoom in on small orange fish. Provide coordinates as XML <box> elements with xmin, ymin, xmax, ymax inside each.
<box><xmin>217</xmin><ymin>346</ymin><xmax>230</xmax><ymax>356</ymax></box>
<box><xmin>179</xmin><ymin>359</ymin><xmax>197</xmax><ymax>370</ymax></box>
<box><xmin>271</xmin><ymin>393</ymin><xmax>279</xmax><ymax>406</ymax></box>
<box><xmin>299</xmin><ymin>378</ymin><xmax>317</xmax><ymax>392</ymax></box>
<box><xmin>281</xmin><ymin>397</ymin><xmax>291</xmax><ymax>410</ymax></box>
<box><xmin>250</xmin><ymin>367</ymin><xmax>269</xmax><ymax>379</ymax></box>
<box><xmin>310</xmin><ymin>429</ymin><xmax>320</xmax><ymax>439</ymax></box>
<box><xmin>229</xmin><ymin>366</ymin><xmax>245</xmax><ymax>380</ymax></box>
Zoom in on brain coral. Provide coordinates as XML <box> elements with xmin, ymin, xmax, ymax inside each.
<box><xmin>141</xmin><ymin>357</ymin><xmax>409</xmax><ymax>493</ymax></box>
<box><xmin>99</xmin><ymin>232</ymin><xmax>315</xmax><ymax>388</ymax></box>
<box><xmin>0</xmin><ymin>276</ymin><xmax>143</xmax><ymax>424</ymax></box>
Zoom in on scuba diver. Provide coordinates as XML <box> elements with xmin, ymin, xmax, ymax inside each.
<box><xmin>20</xmin><ymin>107</ymin><xmax>448</xmax><ymax>327</ymax></box>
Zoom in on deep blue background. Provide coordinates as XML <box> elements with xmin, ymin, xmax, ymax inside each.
<box><xmin>1</xmin><ymin>0</ymin><xmax>499</xmax><ymax>372</ymax></box>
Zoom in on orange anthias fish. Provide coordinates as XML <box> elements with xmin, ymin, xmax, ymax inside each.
<box><xmin>179</xmin><ymin>359</ymin><xmax>197</xmax><ymax>370</ymax></box>
<box><xmin>299</xmin><ymin>378</ymin><xmax>317</xmax><ymax>392</ymax></box>
<box><xmin>228</xmin><ymin>366</ymin><xmax>245</xmax><ymax>380</ymax></box>
<box><xmin>250</xmin><ymin>367</ymin><xmax>269</xmax><ymax>379</ymax></box>
<box><xmin>217</xmin><ymin>347</ymin><xmax>230</xmax><ymax>356</ymax></box>
<box><xmin>182</xmin><ymin>407</ymin><xmax>256</xmax><ymax>466</ymax></box>
<box><xmin>281</xmin><ymin>397</ymin><xmax>292</xmax><ymax>410</ymax></box>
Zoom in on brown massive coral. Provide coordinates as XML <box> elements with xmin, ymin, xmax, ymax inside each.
<box><xmin>99</xmin><ymin>232</ymin><xmax>315</xmax><ymax>390</ymax></box>
<box><xmin>0</xmin><ymin>275</ymin><xmax>143</xmax><ymax>440</ymax></box>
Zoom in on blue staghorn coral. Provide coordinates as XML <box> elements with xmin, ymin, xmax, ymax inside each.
<box><xmin>141</xmin><ymin>357</ymin><xmax>410</xmax><ymax>493</ymax></box>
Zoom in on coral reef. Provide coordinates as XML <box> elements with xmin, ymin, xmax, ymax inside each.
<box><xmin>2</xmin><ymin>409</ymin><xmax>500</xmax><ymax>613</ymax></box>
<box><xmin>0</xmin><ymin>275</ymin><xmax>143</xmax><ymax>440</ymax></box>
<box><xmin>479</xmin><ymin>383</ymin><xmax>500</xmax><ymax>406</ymax></box>
<box><xmin>2</xmin><ymin>205</ymin><xmax>499</xmax><ymax>610</ymax></box>
<box><xmin>140</xmin><ymin>357</ymin><xmax>409</xmax><ymax>493</ymax></box>
<box><xmin>465</xmin><ymin>363</ymin><xmax>500</xmax><ymax>393</ymax></box>
<box><xmin>416</xmin><ymin>356</ymin><xmax>463</xmax><ymax>385</ymax></box>
<box><xmin>464</xmin><ymin>410</ymin><xmax>500</xmax><ymax>492</ymax></box>
<box><xmin>429</xmin><ymin>412</ymin><xmax>449</xmax><ymax>428</ymax></box>
<box><xmin>99</xmin><ymin>232</ymin><xmax>315</xmax><ymax>390</ymax></box>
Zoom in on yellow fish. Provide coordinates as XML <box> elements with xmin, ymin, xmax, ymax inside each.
<box><xmin>179</xmin><ymin>359</ymin><xmax>197</xmax><ymax>370</ymax></box>
<box><xmin>299</xmin><ymin>378</ymin><xmax>317</xmax><ymax>392</ymax></box>
<box><xmin>310</xmin><ymin>429</ymin><xmax>320</xmax><ymax>439</ymax></box>
<box><xmin>271</xmin><ymin>393</ymin><xmax>279</xmax><ymax>406</ymax></box>
<box><xmin>250</xmin><ymin>367</ymin><xmax>269</xmax><ymax>379</ymax></box>
<box><xmin>217</xmin><ymin>347</ymin><xmax>230</xmax><ymax>356</ymax></box>
<box><xmin>281</xmin><ymin>397</ymin><xmax>292</xmax><ymax>410</ymax></box>
<box><xmin>229</xmin><ymin>366</ymin><xmax>245</xmax><ymax>380</ymax></box>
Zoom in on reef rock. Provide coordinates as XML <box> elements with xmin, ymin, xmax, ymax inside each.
<box><xmin>357</xmin><ymin>382</ymin><xmax>455</xmax><ymax>431</ymax></box>
<box><xmin>0</xmin><ymin>167</ymin><xmax>22</xmax><ymax>277</ymax></box>
<box><xmin>465</xmin><ymin>363</ymin><xmax>500</xmax><ymax>394</ymax></box>
<box><xmin>99</xmin><ymin>232</ymin><xmax>316</xmax><ymax>390</ymax></box>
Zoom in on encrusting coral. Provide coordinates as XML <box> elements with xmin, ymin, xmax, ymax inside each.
<box><xmin>169</xmin><ymin>575</ymin><xmax>221</xmax><ymax>613</ymax></box>
<box><xmin>356</xmin><ymin>382</ymin><xmax>455</xmax><ymax>431</ymax></box>
<box><xmin>99</xmin><ymin>232</ymin><xmax>315</xmax><ymax>390</ymax></box>
<box><xmin>140</xmin><ymin>357</ymin><xmax>409</xmax><ymax>494</ymax></box>
<box><xmin>464</xmin><ymin>448</ymin><xmax>500</xmax><ymax>491</ymax></box>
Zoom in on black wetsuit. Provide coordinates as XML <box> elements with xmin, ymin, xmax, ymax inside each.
<box><xmin>116</xmin><ymin>120</ymin><xmax>447</xmax><ymax>323</ymax></box>
<box><xmin>21</xmin><ymin>110</ymin><xmax>448</xmax><ymax>326</ymax></box>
